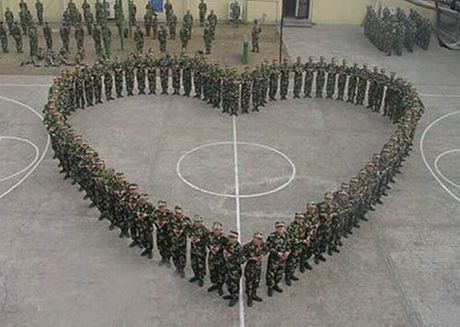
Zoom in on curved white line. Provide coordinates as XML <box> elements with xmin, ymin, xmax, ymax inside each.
<box><xmin>434</xmin><ymin>149</ymin><xmax>460</xmax><ymax>189</ymax></box>
<box><xmin>419</xmin><ymin>110</ymin><xmax>460</xmax><ymax>202</ymax></box>
<box><xmin>176</xmin><ymin>141</ymin><xmax>297</xmax><ymax>199</ymax></box>
<box><xmin>0</xmin><ymin>136</ymin><xmax>40</xmax><ymax>182</ymax></box>
<box><xmin>0</xmin><ymin>96</ymin><xmax>50</xmax><ymax>200</ymax></box>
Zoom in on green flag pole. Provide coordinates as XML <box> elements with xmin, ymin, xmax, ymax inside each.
<box><xmin>118</xmin><ymin>0</ymin><xmax>125</xmax><ymax>50</ymax></box>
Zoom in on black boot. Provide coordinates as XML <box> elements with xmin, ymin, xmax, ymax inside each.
<box><xmin>273</xmin><ymin>285</ymin><xmax>283</xmax><ymax>293</ymax></box>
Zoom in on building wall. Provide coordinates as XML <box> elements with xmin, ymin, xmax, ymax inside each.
<box><xmin>0</xmin><ymin>0</ymin><xmax>435</xmax><ymax>25</ymax></box>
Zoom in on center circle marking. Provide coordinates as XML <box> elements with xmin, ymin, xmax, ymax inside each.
<box><xmin>0</xmin><ymin>136</ymin><xmax>40</xmax><ymax>183</ymax></box>
<box><xmin>176</xmin><ymin>141</ymin><xmax>296</xmax><ymax>198</ymax></box>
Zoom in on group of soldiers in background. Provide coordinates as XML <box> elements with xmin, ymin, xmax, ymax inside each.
<box><xmin>1</xmin><ymin>0</ymin><xmax>262</xmax><ymax>68</ymax></box>
<box><xmin>43</xmin><ymin>55</ymin><xmax>424</xmax><ymax>307</ymax></box>
<box><xmin>363</xmin><ymin>6</ymin><xmax>432</xmax><ymax>55</ymax></box>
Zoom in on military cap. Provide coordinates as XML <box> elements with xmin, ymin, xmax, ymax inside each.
<box><xmin>324</xmin><ymin>192</ymin><xmax>333</xmax><ymax>200</ymax></box>
<box><xmin>174</xmin><ymin>206</ymin><xmax>183</xmax><ymax>214</ymax></box>
<box><xmin>366</xmin><ymin>162</ymin><xmax>375</xmax><ymax>167</ymax></box>
<box><xmin>128</xmin><ymin>183</ymin><xmax>138</xmax><ymax>189</ymax></box>
<box><xmin>307</xmin><ymin>202</ymin><xmax>316</xmax><ymax>209</ymax></box>
<box><xmin>295</xmin><ymin>212</ymin><xmax>304</xmax><ymax>219</ymax></box>
<box><xmin>157</xmin><ymin>200</ymin><xmax>167</xmax><ymax>207</ymax></box>
<box><xmin>228</xmin><ymin>230</ymin><xmax>239</xmax><ymax>238</ymax></box>
<box><xmin>350</xmin><ymin>177</ymin><xmax>359</xmax><ymax>183</ymax></box>
<box><xmin>212</xmin><ymin>222</ymin><xmax>223</xmax><ymax>230</ymax></box>
<box><xmin>339</xmin><ymin>191</ymin><xmax>348</xmax><ymax>197</ymax></box>
<box><xmin>275</xmin><ymin>221</ymin><xmax>285</xmax><ymax>228</ymax></box>
<box><xmin>193</xmin><ymin>215</ymin><xmax>204</xmax><ymax>223</ymax></box>
<box><xmin>254</xmin><ymin>232</ymin><xmax>264</xmax><ymax>239</ymax></box>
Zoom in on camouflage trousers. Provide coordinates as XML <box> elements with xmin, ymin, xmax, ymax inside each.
<box><xmin>241</xmin><ymin>87</ymin><xmax>250</xmax><ymax>112</ymax></box>
<box><xmin>136</xmin><ymin>71</ymin><xmax>146</xmax><ymax>94</ymax></box>
<box><xmin>208</xmin><ymin>253</ymin><xmax>225</xmax><ymax>287</ymax></box>
<box><xmin>293</xmin><ymin>75</ymin><xmax>302</xmax><ymax>98</ymax></box>
<box><xmin>316</xmin><ymin>75</ymin><xmax>325</xmax><ymax>98</ymax></box>
<box><xmin>171</xmin><ymin>236</ymin><xmax>187</xmax><ymax>271</ymax></box>
<box><xmin>266</xmin><ymin>254</ymin><xmax>286</xmax><ymax>287</ymax></box>
<box><xmin>356</xmin><ymin>81</ymin><xmax>366</xmax><ymax>105</ymax></box>
<box><xmin>347</xmin><ymin>78</ymin><xmax>358</xmax><ymax>103</ymax></box>
<box><xmin>280</xmin><ymin>80</ymin><xmax>288</xmax><ymax>99</ymax></box>
<box><xmin>225</xmin><ymin>263</ymin><xmax>241</xmax><ymax>296</ymax></box>
<box><xmin>269</xmin><ymin>79</ymin><xmax>278</xmax><ymax>99</ymax></box>
<box><xmin>304</xmin><ymin>74</ymin><xmax>313</xmax><ymax>97</ymax></box>
<box><xmin>104</xmin><ymin>77</ymin><xmax>113</xmax><ymax>100</ymax></box>
<box><xmin>285</xmin><ymin>249</ymin><xmax>302</xmax><ymax>278</ymax></box>
<box><xmin>115</xmin><ymin>75</ymin><xmax>123</xmax><ymax>97</ymax></box>
<box><xmin>85</xmin><ymin>85</ymin><xmax>94</xmax><ymax>105</ymax></box>
<box><xmin>326</xmin><ymin>74</ymin><xmax>335</xmax><ymax>98</ymax></box>
<box><xmin>156</xmin><ymin>229</ymin><xmax>171</xmax><ymax>261</ymax></box>
<box><xmin>147</xmin><ymin>70</ymin><xmax>156</xmax><ymax>94</ymax></box>
<box><xmin>244</xmin><ymin>262</ymin><xmax>262</xmax><ymax>295</ymax></box>
<box><xmin>338</xmin><ymin>78</ymin><xmax>346</xmax><ymax>100</ymax></box>
<box><xmin>190</xmin><ymin>245</ymin><xmax>207</xmax><ymax>279</ymax></box>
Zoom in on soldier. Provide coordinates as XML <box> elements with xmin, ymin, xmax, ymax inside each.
<box><xmin>102</xmin><ymin>24</ymin><xmax>111</xmax><ymax>58</ymax></box>
<box><xmin>92</xmin><ymin>24</ymin><xmax>103</xmax><ymax>56</ymax></box>
<box><xmin>152</xmin><ymin>12</ymin><xmax>158</xmax><ymax>39</ymax></box>
<box><xmin>134</xmin><ymin>25</ymin><xmax>144</xmax><ymax>53</ymax></box>
<box><xmin>75</xmin><ymin>23</ymin><xmax>85</xmax><ymax>52</ymax></box>
<box><xmin>303</xmin><ymin>56</ymin><xmax>314</xmax><ymax>98</ymax></box>
<box><xmin>326</xmin><ymin>57</ymin><xmax>337</xmax><ymax>99</ymax></box>
<box><xmin>138</xmin><ymin>194</ymin><xmax>155</xmax><ymax>259</ymax></box>
<box><xmin>103</xmin><ymin>61</ymin><xmax>114</xmax><ymax>101</ymax></box>
<box><xmin>168</xmin><ymin>11</ymin><xmax>177</xmax><ymax>40</ymax></box>
<box><xmin>35</xmin><ymin>0</ymin><xmax>44</xmax><ymax>25</ymax></box>
<box><xmin>169</xmin><ymin>206</ymin><xmax>191</xmax><ymax>278</ymax></box>
<box><xmin>207</xmin><ymin>222</ymin><xmax>227</xmax><ymax>296</ymax></box>
<box><xmin>251</xmin><ymin>65</ymin><xmax>261</xmax><ymax>111</ymax></box>
<box><xmin>171</xmin><ymin>54</ymin><xmax>181</xmax><ymax>95</ymax></box>
<box><xmin>292</xmin><ymin>56</ymin><xmax>303</xmax><ymax>99</ymax></box>
<box><xmin>207</xmin><ymin>10</ymin><xmax>217</xmax><ymax>39</ymax></box>
<box><xmin>42</xmin><ymin>22</ymin><xmax>52</xmax><ymax>50</ymax></box>
<box><xmin>280</xmin><ymin>58</ymin><xmax>290</xmax><ymax>100</ymax></box>
<box><xmin>113</xmin><ymin>56</ymin><xmax>124</xmax><ymax>98</ymax></box>
<box><xmin>356</xmin><ymin>63</ymin><xmax>368</xmax><ymax>106</ymax></box>
<box><xmin>268</xmin><ymin>59</ymin><xmax>279</xmax><ymax>101</ymax></box>
<box><xmin>4</xmin><ymin>7</ymin><xmax>14</xmax><ymax>34</ymax></box>
<box><xmin>203</xmin><ymin>21</ymin><xmax>213</xmax><ymax>54</ymax></box>
<box><xmin>318</xmin><ymin>192</ymin><xmax>340</xmax><ymax>257</ymax></box>
<box><xmin>266</xmin><ymin>221</ymin><xmax>290</xmax><ymax>297</ymax></box>
<box><xmin>183</xmin><ymin>10</ymin><xmax>193</xmax><ymax>36</ymax></box>
<box><xmin>144</xmin><ymin>9</ymin><xmax>153</xmax><ymax>36</ymax></box>
<box><xmin>128</xmin><ymin>0</ymin><xmax>137</xmax><ymax>26</ymax></box>
<box><xmin>243</xmin><ymin>232</ymin><xmax>266</xmax><ymax>307</ymax></box>
<box><xmin>198</xmin><ymin>0</ymin><xmax>207</xmax><ymax>26</ymax></box>
<box><xmin>60</xmin><ymin>23</ymin><xmax>70</xmax><ymax>53</ymax></box>
<box><xmin>188</xmin><ymin>215</ymin><xmax>209</xmax><ymax>287</ymax></box>
<box><xmin>285</xmin><ymin>213</ymin><xmax>308</xmax><ymax>285</ymax></box>
<box><xmin>82</xmin><ymin>0</ymin><xmax>90</xmax><ymax>17</ymax></box>
<box><xmin>181</xmin><ymin>53</ymin><xmax>192</xmax><ymax>96</ymax></box>
<box><xmin>164</xmin><ymin>0</ymin><xmax>173</xmax><ymax>23</ymax></box>
<box><xmin>230</xmin><ymin>1</ymin><xmax>241</xmax><ymax>27</ymax></box>
<box><xmin>74</xmin><ymin>66</ymin><xmax>86</xmax><ymax>108</ymax></box>
<box><xmin>251</xmin><ymin>19</ymin><xmax>261</xmax><ymax>52</ymax></box>
<box><xmin>240</xmin><ymin>66</ymin><xmax>252</xmax><ymax>114</ymax></box>
<box><xmin>347</xmin><ymin>63</ymin><xmax>359</xmax><ymax>103</ymax></box>
<box><xmin>367</xmin><ymin>66</ymin><xmax>378</xmax><ymax>110</ymax></box>
<box><xmin>158</xmin><ymin>53</ymin><xmax>170</xmax><ymax>94</ymax></box>
<box><xmin>210</xmin><ymin>62</ymin><xmax>222</xmax><ymax>108</ymax></box>
<box><xmin>178</xmin><ymin>24</ymin><xmax>190</xmax><ymax>52</ymax></box>
<box><xmin>299</xmin><ymin>202</ymin><xmax>318</xmax><ymax>271</ymax></box>
<box><xmin>92</xmin><ymin>63</ymin><xmax>103</xmax><ymax>104</ymax></box>
<box><xmin>84</xmin><ymin>8</ymin><xmax>94</xmax><ymax>36</ymax></box>
<box><xmin>28</xmin><ymin>25</ymin><xmax>38</xmax><ymax>57</ymax></box>
<box><xmin>316</xmin><ymin>56</ymin><xmax>327</xmax><ymax>98</ymax></box>
<box><xmin>0</xmin><ymin>23</ymin><xmax>8</xmax><ymax>53</ymax></box>
<box><xmin>337</xmin><ymin>59</ymin><xmax>347</xmax><ymax>101</ymax></box>
<box><xmin>135</xmin><ymin>54</ymin><xmax>146</xmax><ymax>95</ymax></box>
<box><xmin>154</xmin><ymin>200</ymin><xmax>172</xmax><ymax>267</ymax></box>
<box><xmin>146</xmin><ymin>49</ymin><xmax>157</xmax><ymax>95</ymax></box>
<box><xmin>124</xmin><ymin>54</ymin><xmax>136</xmax><ymax>96</ymax></box>
<box><xmin>222</xmin><ymin>231</ymin><xmax>243</xmax><ymax>307</ymax></box>
<box><xmin>84</xmin><ymin>66</ymin><xmax>94</xmax><ymax>107</ymax></box>
<box><xmin>158</xmin><ymin>24</ymin><xmax>167</xmax><ymax>52</ymax></box>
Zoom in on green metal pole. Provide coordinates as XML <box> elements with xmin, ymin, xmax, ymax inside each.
<box><xmin>118</xmin><ymin>0</ymin><xmax>125</xmax><ymax>50</ymax></box>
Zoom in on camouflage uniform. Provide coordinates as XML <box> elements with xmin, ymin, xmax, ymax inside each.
<box><xmin>146</xmin><ymin>51</ymin><xmax>157</xmax><ymax>95</ymax></box>
<box><xmin>207</xmin><ymin>225</ymin><xmax>227</xmax><ymax>295</ymax></box>
<box><xmin>103</xmin><ymin>63</ymin><xmax>114</xmax><ymax>101</ymax></box>
<box><xmin>315</xmin><ymin>56</ymin><xmax>326</xmax><ymax>98</ymax></box>
<box><xmin>188</xmin><ymin>217</ymin><xmax>209</xmax><ymax>286</ymax></box>
<box><xmin>198</xmin><ymin>0</ymin><xmax>207</xmax><ymax>26</ymax></box>
<box><xmin>134</xmin><ymin>26</ymin><xmax>144</xmax><ymax>53</ymax></box>
<box><xmin>169</xmin><ymin>207</ymin><xmax>191</xmax><ymax>276</ymax></box>
<box><xmin>303</xmin><ymin>57</ymin><xmax>314</xmax><ymax>98</ymax></box>
<box><xmin>292</xmin><ymin>57</ymin><xmax>303</xmax><ymax>99</ymax></box>
<box><xmin>124</xmin><ymin>55</ymin><xmax>136</xmax><ymax>96</ymax></box>
<box><xmin>347</xmin><ymin>63</ymin><xmax>359</xmax><ymax>103</ymax></box>
<box><xmin>223</xmin><ymin>232</ymin><xmax>243</xmax><ymax>307</ymax></box>
<box><xmin>135</xmin><ymin>54</ymin><xmax>146</xmax><ymax>95</ymax></box>
<box><xmin>171</xmin><ymin>55</ymin><xmax>181</xmax><ymax>95</ymax></box>
<box><xmin>337</xmin><ymin>59</ymin><xmax>347</xmax><ymax>101</ymax></box>
<box><xmin>356</xmin><ymin>64</ymin><xmax>368</xmax><ymax>106</ymax></box>
<box><xmin>159</xmin><ymin>54</ymin><xmax>170</xmax><ymax>94</ymax></box>
<box><xmin>113</xmin><ymin>58</ymin><xmax>124</xmax><ymax>98</ymax></box>
<box><xmin>60</xmin><ymin>24</ymin><xmax>71</xmax><ymax>52</ymax></box>
<box><xmin>154</xmin><ymin>202</ymin><xmax>173</xmax><ymax>266</ymax></box>
<box><xmin>179</xmin><ymin>24</ymin><xmax>190</xmax><ymax>51</ymax></box>
<box><xmin>243</xmin><ymin>234</ymin><xmax>266</xmax><ymax>306</ymax></box>
<box><xmin>268</xmin><ymin>60</ymin><xmax>279</xmax><ymax>101</ymax></box>
<box><xmin>266</xmin><ymin>223</ymin><xmax>290</xmax><ymax>296</ymax></box>
<box><xmin>240</xmin><ymin>66</ymin><xmax>252</xmax><ymax>114</ymax></box>
<box><xmin>285</xmin><ymin>214</ymin><xmax>307</xmax><ymax>284</ymax></box>
<box><xmin>158</xmin><ymin>25</ymin><xmax>168</xmax><ymax>52</ymax></box>
<box><xmin>280</xmin><ymin>58</ymin><xmax>290</xmax><ymax>100</ymax></box>
<box><xmin>168</xmin><ymin>12</ymin><xmax>177</xmax><ymax>40</ymax></box>
<box><xmin>326</xmin><ymin>58</ymin><xmax>337</xmax><ymax>99</ymax></box>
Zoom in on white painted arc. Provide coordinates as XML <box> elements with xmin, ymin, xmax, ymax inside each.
<box><xmin>419</xmin><ymin>110</ymin><xmax>460</xmax><ymax>202</ymax></box>
<box><xmin>0</xmin><ymin>136</ymin><xmax>40</xmax><ymax>182</ymax></box>
<box><xmin>176</xmin><ymin>142</ymin><xmax>296</xmax><ymax>199</ymax></box>
<box><xmin>434</xmin><ymin>149</ymin><xmax>460</xmax><ymax>189</ymax></box>
<box><xmin>0</xmin><ymin>96</ymin><xmax>50</xmax><ymax>200</ymax></box>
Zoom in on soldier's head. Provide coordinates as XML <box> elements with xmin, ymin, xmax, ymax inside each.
<box><xmin>339</xmin><ymin>191</ymin><xmax>348</xmax><ymax>199</ymax></box>
<box><xmin>341</xmin><ymin>182</ymin><xmax>350</xmax><ymax>192</ymax></box>
<box><xmin>324</xmin><ymin>192</ymin><xmax>333</xmax><ymax>205</ymax></box>
<box><xmin>193</xmin><ymin>215</ymin><xmax>204</xmax><ymax>226</ymax></box>
<box><xmin>173</xmin><ymin>205</ymin><xmax>183</xmax><ymax>217</ymax></box>
<box><xmin>373</xmin><ymin>66</ymin><xmax>378</xmax><ymax>73</ymax></box>
<box><xmin>252</xmin><ymin>232</ymin><xmax>263</xmax><ymax>245</ymax></box>
<box><xmin>115</xmin><ymin>172</ymin><xmax>126</xmax><ymax>183</ymax></box>
<box><xmin>294</xmin><ymin>212</ymin><xmax>304</xmax><ymax>224</ymax></box>
<box><xmin>350</xmin><ymin>177</ymin><xmax>359</xmax><ymax>186</ymax></box>
<box><xmin>342</xmin><ymin>59</ymin><xmax>346</xmax><ymax>65</ymax></box>
<box><xmin>366</xmin><ymin>162</ymin><xmax>375</xmax><ymax>172</ymax></box>
<box><xmin>331</xmin><ymin>57</ymin><xmax>336</xmax><ymax>64</ymax></box>
<box><xmin>274</xmin><ymin>221</ymin><xmax>285</xmax><ymax>234</ymax></box>
<box><xmin>283</xmin><ymin>58</ymin><xmax>288</xmax><ymax>64</ymax></box>
<box><xmin>128</xmin><ymin>183</ymin><xmax>138</xmax><ymax>193</ymax></box>
<box><xmin>186</xmin><ymin>9</ymin><xmax>190</xmax><ymax>14</ymax></box>
<box><xmin>353</xmin><ymin>63</ymin><xmax>358</xmax><ymax>68</ymax></box>
<box><xmin>254</xmin><ymin>19</ymin><xmax>258</xmax><ymax>25</ymax></box>
<box><xmin>308</xmin><ymin>56</ymin><xmax>313</xmax><ymax>63</ymax></box>
<box><xmin>363</xmin><ymin>63</ymin><xmax>368</xmax><ymax>70</ymax></box>
<box><xmin>359</xmin><ymin>169</ymin><xmax>368</xmax><ymax>179</ymax></box>
<box><xmin>157</xmin><ymin>200</ymin><xmax>167</xmax><ymax>212</ymax></box>
<box><xmin>228</xmin><ymin>231</ymin><xmax>238</xmax><ymax>244</ymax></box>
<box><xmin>296</xmin><ymin>56</ymin><xmax>301</xmax><ymax>63</ymax></box>
<box><xmin>212</xmin><ymin>222</ymin><xmax>223</xmax><ymax>235</ymax></box>
<box><xmin>211</xmin><ymin>9</ymin><xmax>214</xmax><ymax>14</ymax></box>
<box><xmin>319</xmin><ymin>56</ymin><xmax>324</xmax><ymax>62</ymax></box>
<box><xmin>306</xmin><ymin>202</ymin><xmax>316</xmax><ymax>213</ymax></box>
<box><xmin>95</xmin><ymin>160</ymin><xmax>105</xmax><ymax>169</ymax></box>
<box><xmin>139</xmin><ymin>193</ymin><xmax>149</xmax><ymax>203</ymax></box>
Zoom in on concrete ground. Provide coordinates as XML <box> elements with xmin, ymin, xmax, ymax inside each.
<box><xmin>0</xmin><ymin>25</ymin><xmax>459</xmax><ymax>327</ymax></box>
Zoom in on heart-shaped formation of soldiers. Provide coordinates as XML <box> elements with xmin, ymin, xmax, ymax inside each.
<box><xmin>42</xmin><ymin>54</ymin><xmax>424</xmax><ymax>308</ymax></box>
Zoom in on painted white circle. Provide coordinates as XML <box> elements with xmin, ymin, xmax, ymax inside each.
<box><xmin>0</xmin><ymin>136</ymin><xmax>40</xmax><ymax>182</ymax></box>
<box><xmin>434</xmin><ymin>149</ymin><xmax>460</xmax><ymax>189</ymax></box>
<box><xmin>176</xmin><ymin>141</ymin><xmax>296</xmax><ymax>198</ymax></box>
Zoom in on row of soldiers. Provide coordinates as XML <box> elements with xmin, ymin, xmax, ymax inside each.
<box><xmin>43</xmin><ymin>56</ymin><xmax>424</xmax><ymax>307</ymax></box>
<box><xmin>60</xmin><ymin>53</ymin><xmax>412</xmax><ymax>123</ymax></box>
<box><xmin>363</xmin><ymin>6</ymin><xmax>432</xmax><ymax>56</ymax></box>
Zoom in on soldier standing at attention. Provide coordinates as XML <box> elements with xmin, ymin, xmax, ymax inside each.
<box><xmin>230</xmin><ymin>1</ymin><xmax>241</xmax><ymax>27</ymax></box>
<box><xmin>103</xmin><ymin>61</ymin><xmax>114</xmax><ymax>101</ymax></box>
<box><xmin>60</xmin><ymin>23</ymin><xmax>70</xmax><ymax>53</ymax></box>
<box><xmin>326</xmin><ymin>57</ymin><xmax>337</xmax><ymax>99</ymax></box>
<box><xmin>181</xmin><ymin>53</ymin><xmax>192</xmax><ymax>96</ymax></box>
<box><xmin>285</xmin><ymin>213</ymin><xmax>307</xmax><ymax>286</ymax></box>
<box><xmin>0</xmin><ymin>23</ymin><xmax>8</xmax><ymax>53</ymax></box>
<box><xmin>292</xmin><ymin>56</ymin><xmax>303</xmax><ymax>99</ymax></box>
<box><xmin>347</xmin><ymin>63</ymin><xmax>359</xmax><ymax>103</ymax></box>
<box><xmin>135</xmin><ymin>53</ymin><xmax>146</xmax><ymax>95</ymax></box>
<box><xmin>124</xmin><ymin>54</ymin><xmax>136</xmax><ymax>96</ymax></box>
<box><xmin>92</xmin><ymin>24</ymin><xmax>103</xmax><ymax>57</ymax></box>
<box><xmin>266</xmin><ymin>221</ymin><xmax>290</xmax><ymax>297</ymax></box>
<box><xmin>268</xmin><ymin>59</ymin><xmax>279</xmax><ymax>101</ymax></box>
<box><xmin>243</xmin><ymin>232</ymin><xmax>266</xmax><ymax>307</ymax></box>
<box><xmin>154</xmin><ymin>200</ymin><xmax>172</xmax><ymax>267</ymax></box>
<box><xmin>168</xmin><ymin>11</ymin><xmax>177</xmax><ymax>40</ymax></box>
<box><xmin>198</xmin><ymin>0</ymin><xmax>207</xmax><ymax>26</ymax></box>
<box><xmin>134</xmin><ymin>25</ymin><xmax>144</xmax><ymax>53</ymax></box>
<box><xmin>203</xmin><ymin>21</ymin><xmax>213</xmax><ymax>54</ymax></box>
<box><xmin>164</xmin><ymin>0</ymin><xmax>173</xmax><ymax>23</ymax></box>
<box><xmin>169</xmin><ymin>206</ymin><xmax>191</xmax><ymax>278</ymax></box>
<box><xmin>144</xmin><ymin>9</ymin><xmax>153</xmax><ymax>36</ymax></box>
<box><xmin>179</xmin><ymin>24</ymin><xmax>190</xmax><ymax>52</ymax></box>
<box><xmin>159</xmin><ymin>53</ymin><xmax>170</xmax><ymax>94</ymax></box>
<box><xmin>240</xmin><ymin>66</ymin><xmax>252</xmax><ymax>114</ymax></box>
<box><xmin>188</xmin><ymin>215</ymin><xmax>209</xmax><ymax>287</ymax></box>
<box><xmin>207</xmin><ymin>222</ymin><xmax>227</xmax><ymax>296</ymax></box>
<box><xmin>356</xmin><ymin>63</ymin><xmax>369</xmax><ymax>106</ymax></box>
<box><xmin>35</xmin><ymin>0</ymin><xmax>44</xmax><ymax>25</ymax></box>
<box><xmin>316</xmin><ymin>56</ymin><xmax>327</xmax><ymax>98</ymax></box>
<box><xmin>4</xmin><ymin>7</ymin><xmax>14</xmax><ymax>34</ymax></box>
<box><xmin>222</xmin><ymin>231</ymin><xmax>243</xmax><ymax>307</ymax></box>
<box><xmin>43</xmin><ymin>22</ymin><xmax>53</xmax><ymax>50</ymax></box>
<box><xmin>207</xmin><ymin>10</ymin><xmax>217</xmax><ymax>39</ymax></box>
<box><xmin>299</xmin><ymin>203</ymin><xmax>318</xmax><ymax>272</ymax></box>
<box><xmin>183</xmin><ymin>10</ymin><xmax>193</xmax><ymax>36</ymax></box>
<box><xmin>251</xmin><ymin>19</ymin><xmax>261</xmax><ymax>52</ymax></box>
<box><xmin>152</xmin><ymin>12</ymin><xmax>159</xmax><ymax>39</ymax></box>
<box><xmin>280</xmin><ymin>57</ymin><xmax>290</xmax><ymax>100</ymax></box>
<box><xmin>337</xmin><ymin>59</ymin><xmax>347</xmax><ymax>101</ymax></box>
<box><xmin>171</xmin><ymin>54</ymin><xmax>181</xmax><ymax>95</ymax></box>
<box><xmin>303</xmin><ymin>56</ymin><xmax>314</xmax><ymax>98</ymax></box>
<box><xmin>158</xmin><ymin>24</ymin><xmax>168</xmax><ymax>52</ymax></box>
<box><xmin>75</xmin><ymin>23</ymin><xmax>85</xmax><ymax>52</ymax></box>
<box><xmin>113</xmin><ymin>56</ymin><xmax>124</xmax><ymax>98</ymax></box>
<box><xmin>146</xmin><ymin>49</ymin><xmax>157</xmax><ymax>95</ymax></box>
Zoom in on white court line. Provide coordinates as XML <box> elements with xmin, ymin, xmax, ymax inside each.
<box><xmin>232</xmin><ymin>116</ymin><xmax>245</xmax><ymax>327</ymax></box>
<box><xmin>176</xmin><ymin>142</ymin><xmax>296</xmax><ymax>198</ymax></box>
<box><xmin>419</xmin><ymin>110</ymin><xmax>460</xmax><ymax>202</ymax></box>
<box><xmin>0</xmin><ymin>83</ymin><xmax>51</xmax><ymax>88</ymax></box>
<box><xmin>0</xmin><ymin>136</ymin><xmax>40</xmax><ymax>182</ymax></box>
<box><xmin>434</xmin><ymin>149</ymin><xmax>460</xmax><ymax>189</ymax></box>
<box><xmin>0</xmin><ymin>96</ymin><xmax>50</xmax><ymax>200</ymax></box>
<box><xmin>419</xmin><ymin>93</ymin><xmax>460</xmax><ymax>98</ymax></box>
